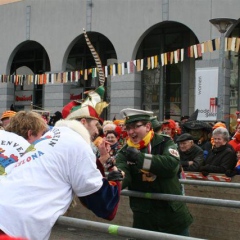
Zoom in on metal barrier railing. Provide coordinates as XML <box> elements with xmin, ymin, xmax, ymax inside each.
<box><xmin>57</xmin><ymin>216</ymin><xmax>206</xmax><ymax>240</ymax></box>
<box><xmin>56</xmin><ymin>178</ymin><xmax>240</xmax><ymax>239</ymax></box>
<box><xmin>179</xmin><ymin>179</ymin><xmax>240</xmax><ymax>188</ymax></box>
<box><xmin>121</xmin><ymin>189</ymin><xmax>240</xmax><ymax>208</ymax></box>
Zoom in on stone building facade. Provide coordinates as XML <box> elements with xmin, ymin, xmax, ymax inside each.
<box><xmin>0</xmin><ymin>0</ymin><xmax>239</xmax><ymax>129</ymax></box>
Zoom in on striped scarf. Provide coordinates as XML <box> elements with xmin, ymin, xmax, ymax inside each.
<box><xmin>127</xmin><ymin>130</ymin><xmax>154</xmax><ymax>150</ymax></box>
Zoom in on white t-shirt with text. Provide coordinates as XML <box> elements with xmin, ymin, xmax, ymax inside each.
<box><xmin>0</xmin><ymin>130</ymin><xmax>29</xmax><ymax>180</ymax></box>
<box><xmin>0</xmin><ymin>126</ymin><xmax>103</xmax><ymax>240</ymax></box>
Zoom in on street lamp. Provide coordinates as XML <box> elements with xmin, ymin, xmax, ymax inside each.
<box><xmin>209</xmin><ymin>18</ymin><xmax>237</xmax><ymax>125</ymax></box>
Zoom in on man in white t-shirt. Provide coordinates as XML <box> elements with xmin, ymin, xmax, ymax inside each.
<box><xmin>62</xmin><ymin>103</ymin><xmax>115</xmax><ymax>174</ymax></box>
<box><xmin>0</xmin><ymin>115</ymin><xmax>122</xmax><ymax>240</ymax></box>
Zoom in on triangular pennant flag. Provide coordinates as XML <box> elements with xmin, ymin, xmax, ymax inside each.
<box><xmin>52</xmin><ymin>73</ymin><xmax>55</xmax><ymax>84</ymax></box>
<box><xmin>127</xmin><ymin>62</ymin><xmax>130</xmax><ymax>73</ymax></box>
<box><xmin>121</xmin><ymin>63</ymin><xmax>125</xmax><ymax>75</ymax></box>
<box><xmin>170</xmin><ymin>52</ymin><xmax>174</xmax><ymax>64</ymax></box>
<box><xmin>174</xmin><ymin>50</ymin><xmax>178</xmax><ymax>63</ymax></box>
<box><xmin>207</xmin><ymin>40</ymin><xmax>213</xmax><ymax>52</ymax></box>
<box><xmin>231</xmin><ymin>37</ymin><xmax>236</xmax><ymax>51</ymax></box>
<box><xmin>204</xmin><ymin>41</ymin><xmax>208</xmax><ymax>52</ymax></box>
<box><xmin>151</xmin><ymin>56</ymin><xmax>154</xmax><ymax>69</ymax></box>
<box><xmin>114</xmin><ymin>63</ymin><xmax>118</xmax><ymax>75</ymax></box>
<box><xmin>130</xmin><ymin>61</ymin><xmax>134</xmax><ymax>73</ymax></box>
<box><xmin>118</xmin><ymin>63</ymin><xmax>122</xmax><ymax>75</ymax></box>
<box><xmin>215</xmin><ymin>38</ymin><xmax>220</xmax><ymax>50</ymax></box>
<box><xmin>147</xmin><ymin>57</ymin><xmax>151</xmax><ymax>69</ymax></box>
<box><xmin>181</xmin><ymin>48</ymin><xmax>184</xmax><ymax>62</ymax></box>
<box><xmin>140</xmin><ymin>59</ymin><xmax>144</xmax><ymax>71</ymax></box>
<box><xmin>167</xmin><ymin>52</ymin><xmax>170</xmax><ymax>62</ymax></box>
<box><xmin>225</xmin><ymin>38</ymin><xmax>228</xmax><ymax>51</ymax></box>
<box><xmin>105</xmin><ymin>66</ymin><xmax>108</xmax><ymax>77</ymax></box>
<box><xmin>201</xmin><ymin>43</ymin><xmax>205</xmax><ymax>53</ymax></box>
<box><xmin>43</xmin><ymin>74</ymin><xmax>47</xmax><ymax>84</ymax></box>
<box><xmin>197</xmin><ymin>44</ymin><xmax>202</xmax><ymax>57</ymax></box>
<box><xmin>136</xmin><ymin>59</ymin><xmax>141</xmax><ymax>71</ymax></box>
<box><xmin>109</xmin><ymin>65</ymin><xmax>112</xmax><ymax>76</ymax></box>
<box><xmin>84</xmin><ymin>69</ymin><xmax>88</xmax><ymax>80</ymax></box>
<box><xmin>227</xmin><ymin>37</ymin><xmax>232</xmax><ymax>51</ymax></box>
<box><xmin>193</xmin><ymin>45</ymin><xmax>198</xmax><ymax>58</ymax></box>
<box><xmin>212</xmin><ymin>39</ymin><xmax>216</xmax><ymax>51</ymax></box>
<box><xmin>235</xmin><ymin>38</ymin><xmax>240</xmax><ymax>52</ymax></box>
<box><xmin>161</xmin><ymin>54</ymin><xmax>164</xmax><ymax>66</ymax></box>
<box><xmin>154</xmin><ymin>55</ymin><xmax>158</xmax><ymax>68</ymax></box>
<box><xmin>164</xmin><ymin>53</ymin><xmax>167</xmax><ymax>65</ymax></box>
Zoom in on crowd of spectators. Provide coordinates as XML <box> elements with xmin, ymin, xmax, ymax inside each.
<box><xmin>1</xmin><ymin>102</ymin><xmax>240</xmax><ymax>239</ymax></box>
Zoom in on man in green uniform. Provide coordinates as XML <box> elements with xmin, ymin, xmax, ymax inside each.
<box><xmin>116</xmin><ymin>108</ymin><xmax>193</xmax><ymax>236</ymax></box>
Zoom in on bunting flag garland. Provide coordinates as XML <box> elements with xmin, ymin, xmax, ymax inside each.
<box><xmin>1</xmin><ymin>37</ymin><xmax>240</xmax><ymax>86</ymax></box>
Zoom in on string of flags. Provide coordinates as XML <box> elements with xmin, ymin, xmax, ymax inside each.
<box><xmin>1</xmin><ymin>37</ymin><xmax>240</xmax><ymax>86</ymax></box>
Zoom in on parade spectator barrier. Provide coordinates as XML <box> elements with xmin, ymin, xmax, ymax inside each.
<box><xmin>60</xmin><ymin>173</ymin><xmax>240</xmax><ymax>240</ymax></box>
<box><xmin>56</xmin><ymin>216</ymin><xmax>205</xmax><ymax>240</ymax></box>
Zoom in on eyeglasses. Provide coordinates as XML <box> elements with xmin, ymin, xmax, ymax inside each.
<box><xmin>125</xmin><ymin>124</ymin><xmax>144</xmax><ymax>131</ymax></box>
<box><xmin>106</xmin><ymin>136</ymin><xmax>117</xmax><ymax>139</ymax></box>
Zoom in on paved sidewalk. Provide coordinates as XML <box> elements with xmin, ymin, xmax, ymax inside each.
<box><xmin>50</xmin><ymin>224</ymin><xmax>126</xmax><ymax>240</ymax></box>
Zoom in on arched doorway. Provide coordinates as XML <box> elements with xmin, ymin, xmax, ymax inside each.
<box><xmin>136</xmin><ymin>22</ymin><xmax>199</xmax><ymax>121</ymax></box>
<box><xmin>10</xmin><ymin>41</ymin><xmax>50</xmax><ymax>110</ymax></box>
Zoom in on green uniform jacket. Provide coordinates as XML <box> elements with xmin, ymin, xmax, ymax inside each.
<box><xmin>116</xmin><ymin>134</ymin><xmax>193</xmax><ymax>234</ymax></box>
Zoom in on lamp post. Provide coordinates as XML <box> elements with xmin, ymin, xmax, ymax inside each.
<box><xmin>209</xmin><ymin>18</ymin><xmax>236</xmax><ymax>124</ymax></box>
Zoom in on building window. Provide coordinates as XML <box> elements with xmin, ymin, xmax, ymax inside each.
<box><xmin>142</xmin><ymin>69</ymin><xmax>160</xmax><ymax>112</ymax></box>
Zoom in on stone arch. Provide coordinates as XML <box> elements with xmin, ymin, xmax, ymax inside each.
<box><xmin>63</xmin><ymin>32</ymin><xmax>117</xmax><ymax>72</ymax></box>
<box><xmin>133</xmin><ymin>21</ymin><xmax>200</xmax><ymax>120</ymax></box>
<box><xmin>7</xmin><ymin>40</ymin><xmax>51</xmax><ymax>75</ymax></box>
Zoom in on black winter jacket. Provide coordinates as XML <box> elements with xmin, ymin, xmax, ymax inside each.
<box><xmin>200</xmin><ymin>144</ymin><xmax>237</xmax><ymax>174</ymax></box>
<box><xmin>179</xmin><ymin>144</ymin><xmax>204</xmax><ymax>171</ymax></box>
